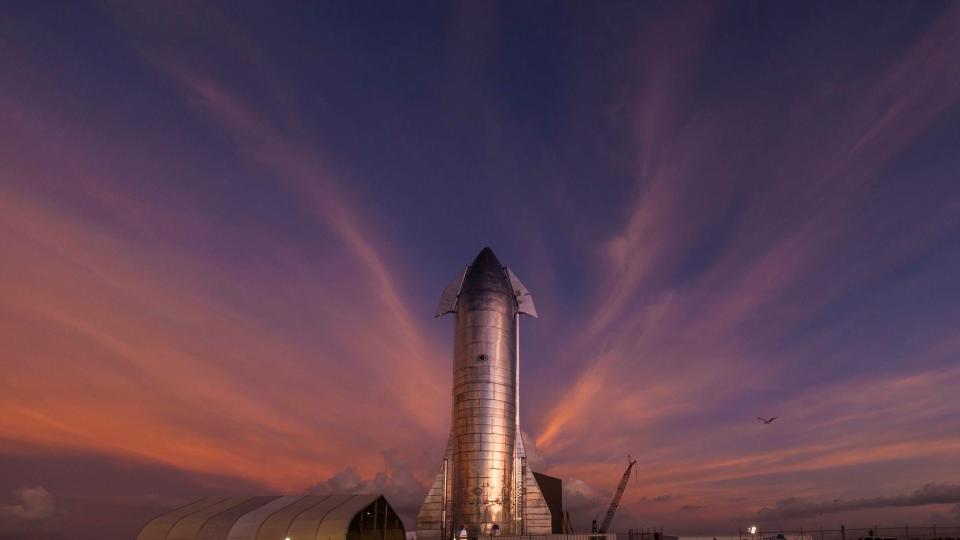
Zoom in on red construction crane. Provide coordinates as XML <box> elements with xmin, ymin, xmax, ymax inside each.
<box><xmin>598</xmin><ymin>455</ymin><xmax>637</xmax><ymax>534</ymax></box>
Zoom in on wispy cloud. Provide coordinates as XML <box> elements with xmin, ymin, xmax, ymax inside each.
<box><xmin>535</xmin><ymin>0</ymin><xmax>960</xmax><ymax>458</ymax></box>
<box><xmin>530</xmin><ymin>4</ymin><xmax>960</xmax><ymax>530</ymax></box>
<box><xmin>0</xmin><ymin>20</ymin><xmax>449</xmax><ymax>491</ymax></box>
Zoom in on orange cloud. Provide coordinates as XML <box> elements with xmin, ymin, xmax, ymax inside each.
<box><xmin>0</xmin><ymin>74</ymin><xmax>448</xmax><ymax>490</ymax></box>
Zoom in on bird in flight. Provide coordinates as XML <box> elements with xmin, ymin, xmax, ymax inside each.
<box><xmin>757</xmin><ymin>416</ymin><xmax>778</xmax><ymax>424</ymax></box>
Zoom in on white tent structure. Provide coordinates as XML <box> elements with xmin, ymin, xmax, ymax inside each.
<box><xmin>137</xmin><ymin>494</ymin><xmax>405</xmax><ymax>540</ymax></box>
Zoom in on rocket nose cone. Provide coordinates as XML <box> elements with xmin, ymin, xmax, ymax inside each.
<box><xmin>462</xmin><ymin>247</ymin><xmax>511</xmax><ymax>295</ymax></box>
<box><xmin>472</xmin><ymin>247</ymin><xmax>502</xmax><ymax>270</ymax></box>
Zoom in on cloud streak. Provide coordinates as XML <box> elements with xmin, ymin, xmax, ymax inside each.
<box><xmin>0</xmin><ymin>22</ymin><xmax>449</xmax><ymax>491</ymax></box>
<box><xmin>533</xmin><ymin>0</ymin><xmax>960</xmax><ymax>462</ymax></box>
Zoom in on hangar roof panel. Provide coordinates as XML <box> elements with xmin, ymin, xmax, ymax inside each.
<box><xmin>137</xmin><ymin>493</ymin><xmax>401</xmax><ymax>540</ymax></box>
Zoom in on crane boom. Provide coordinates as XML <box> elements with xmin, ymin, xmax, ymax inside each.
<box><xmin>598</xmin><ymin>456</ymin><xmax>637</xmax><ymax>533</ymax></box>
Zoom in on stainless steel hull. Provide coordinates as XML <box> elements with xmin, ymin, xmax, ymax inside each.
<box><xmin>417</xmin><ymin>248</ymin><xmax>551</xmax><ymax>539</ymax></box>
<box><xmin>452</xmin><ymin>282</ymin><xmax>516</xmax><ymax>532</ymax></box>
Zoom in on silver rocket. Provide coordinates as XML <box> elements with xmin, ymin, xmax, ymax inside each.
<box><xmin>417</xmin><ymin>247</ymin><xmax>552</xmax><ymax>539</ymax></box>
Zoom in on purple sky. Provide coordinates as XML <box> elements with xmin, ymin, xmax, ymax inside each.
<box><xmin>2</xmin><ymin>2</ymin><xmax>960</xmax><ymax>539</ymax></box>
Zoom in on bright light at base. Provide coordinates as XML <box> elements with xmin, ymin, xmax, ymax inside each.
<box><xmin>748</xmin><ymin>526</ymin><xmax>758</xmax><ymax>535</ymax></box>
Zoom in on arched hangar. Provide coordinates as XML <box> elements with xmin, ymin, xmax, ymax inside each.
<box><xmin>137</xmin><ymin>493</ymin><xmax>405</xmax><ymax>540</ymax></box>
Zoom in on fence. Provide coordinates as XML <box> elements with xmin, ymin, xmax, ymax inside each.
<box><xmin>479</xmin><ymin>534</ymin><xmax>617</xmax><ymax>540</ymax></box>
<box><xmin>624</xmin><ymin>529</ymin><xmax>674</xmax><ymax>540</ymax></box>
<box><xmin>469</xmin><ymin>527</ymin><xmax>960</xmax><ymax>540</ymax></box>
<box><xmin>729</xmin><ymin>526</ymin><xmax>960</xmax><ymax>540</ymax></box>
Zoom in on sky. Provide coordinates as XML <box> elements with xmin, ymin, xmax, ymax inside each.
<box><xmin>2</xmin><ymin>2</ymin><xmax>960</xmax><ymax>539</ymax></box>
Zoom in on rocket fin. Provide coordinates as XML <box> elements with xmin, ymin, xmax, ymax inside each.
<box><xmin>435</xmin><ymin>267</ymin><xmax>468</xmax><ymax>317</ymax></box>
<box><xmin>523</xmin><ymin>464</ymin><xmax>553</xmax><ymax>533</ymax></box>
<box><xmin>516</xmin><ymin>431</ymin><xmax>552</xmax><ymax>534</ymax></box>
<box><xmin>506</xmin><ymin>267</ymin><xmax>538</xmax><ymax>318</ymax></box>
<box><xmin>416</xmin><ymin>434</ymin><xmax>453</xmax><ymax>540</ymax></box>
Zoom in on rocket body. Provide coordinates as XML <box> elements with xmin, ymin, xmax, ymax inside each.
<box><xmin>451</xmin><ymin>249</ymin><xmax>517</xmax><ymax>531</ymax></box>
<box><xmin>417</xmin><ymin>247</ymin><xmax>550</xmax><ymax>539</ymax></box>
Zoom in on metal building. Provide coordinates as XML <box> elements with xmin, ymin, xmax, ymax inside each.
<box><xmin>136</xmin><ymin>494</ymin><xmax>404</xmax><ymax>540</ymax></box>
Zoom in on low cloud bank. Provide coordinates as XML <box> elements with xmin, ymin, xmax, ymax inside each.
<box><xmin>307</xmin><ymin>450</ymin><xmax>427</xmax><ymax>526</ymax></box>
<box><xmin>0</xmin><ymin>486</ymin><xmax>55</xmax><ymax>523</ymax></box>
<box><xmin>564</xmin><ymin>478</ymin><xmax>608</xmax><ymax>512</ymax></box>
<box><xmin>757</xmin><ymin>483</ymin><xmax>960</xmax><ymax>520</ymax></box>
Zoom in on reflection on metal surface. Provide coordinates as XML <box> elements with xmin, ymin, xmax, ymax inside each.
<box><xmin>417</xmin><ymin>247</ymin><xmax>552</xmax><ymax>540</ymax></box>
